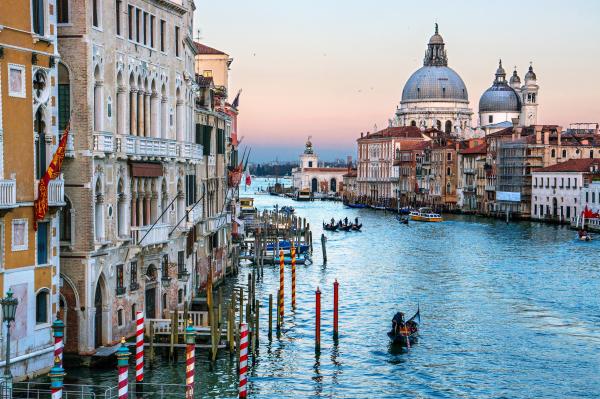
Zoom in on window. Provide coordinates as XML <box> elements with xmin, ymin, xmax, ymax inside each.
<box><xmin>177</xmin><ymin>250</ymin><xmax>185</xmax><ymax>274</ymax></box>
<box><xmin>203</xmin><ymin>70</ymin><xmax>213</xmax><ymax>78</ymax></box>
<box><xmin>128</xmin><ymin>5</ymin><xmax>133</xmax><ymax>40</ymax></box>
<box><xmin>116</xmin><ymin>264</ymin><xmax>125</xmax><ymax>294</ymax></box>
<box><xmin>150</xmin><ymin>15</ymin><xmax>155</xmax><ymax>47</ymax></box>
<box><xmin>593</xmin><ymin>192</ymin><xmax>596</xmax><ymax>204</ymax></box>
<box><xmin>60</xmin><ymin>199</ymin><xmax>72</xmax><ymax>243</ymax></box>
<box><xmin>92</xmin><ymin>0</ymin><xmax>99</xmax><ymax>28</ymax></box>
<box><xmin>115</xmin><ymin>0</ymin><xmax>121</xmax><ymax>35</ymax></box>
<box><xmin>203</xmin><ymin>125</ymin><xmax>212</xmax><ymax>155</ymax></box>
<box><xmin>566</xmin><ymin>206</ymin><xmax>570</xmax><ymax>218</ymax></box>
<box><xmin>136</xmin><ymin>9</ymin><xmax>141</xmax><ymax>42</ymax></box>
<box><xmin>551</xmin><ymin>149</ymin><xmax>555</xmax><ymax>157</ymax></box>
<box><xmin>32</xmin><ymin>0</ymin><xmax>45</xmax><ymax>35</ymax></box>
<box><xmin>178</xmin><ymin>289</ymin><xmax>183</xmax><ymax>304</ymax></box>
<box><xmin>553</xmin><ymin>178</ymin><xmax>557</xmax><ymax>188</ymax></box>
<box><xmin>534</xmin><ymin>204</ymin><xmax>537</xmax><ymax>215</ymax></box>
<box><xmin>562</xmin><ymin>149</ymin><xmax>566</xmax><ymax>158</ymax></box>
<box><xmin>162</xmin><ymin>254</ymin><xmax>169</xmax><ymax>279</ymax></box>
<box><xmin>574</xmin><ymin>179</ymin><xmax>578</xmax><ymax>189</ymax></box>
<box><xmin>160</xmin><ymin>20</ymin><xmax>166</xmax><ymax>51</ymax></box>
<box><xmin>308</xmin><ymin>161</ymin><xmax>313</xmax><ymax>167</ymax></box>
<box><xmin>175</xmin><ymin>26</ymin><xmax>180</xmax><ymax>57</ymax></box>
<box><xmin>58</xmin><ymin>64</ymin><xmax>71</xmax><ymax>131</ymax></box>
<box><xmin>143</xmin><ymin>12</ymin><xmax>147</xmax><ymax>45</ymax></box>
<box><xmin>586</xmin><ymin>192</ymin><xmax>589</xmax><ymax>202</ymax></box>
<box><xmin>217</xmin><ymin>128</ymin><xmax>225</xmax><ymax>154</ymax></box>
<box><xmin>8</xmin><ymin>65</ymin><xmax>26</xmax><ymax>98</ymax></box>
<box><xmin>591</xmin><ymin>150</ymin><xmax>594</xmax><ymax>159</ymax></box>
<box><xmin>37</xmin><ymin>222</ymin><xmax>49</xmax><ymax>265</ymax></box>
<box><xmin>447</xmin><ymin>152</ymin><xmax>452</xmax><ymax>161</ymax></box>
<box><xmin>130</xmin><ymin>261</ymin><xmax>138</xmax><ymax>290</ymax></box>
<box><xmin>446</xmin><ymin>167</ymin><xmax>451</xmax><ymax>176</ymax></box>
<box><xmin>131</xmin><ymin>304</ymin><xmax>136</xmax><ymax>320</ymax></box>
<box><xmin>117</xmin><ymin>309</ymin><xmax>123</xmax><ymax>326</ymax></box>
<box><xmin>12</xmin><ymin>219</ymin><xmax>28</xmax><ymax>251</ymax></box>
<box><xmin>57</xmin><ymin>0</ymin><xmax>69</xmax><ymax>23</ymax></box>
<box><xmin>36</xmin><ymin>290</ymin><xmax>49</xmax><ymax>324</ymax></box>
<box><xmin>185</xmin><ymin>175</ymin><xmax>197</xmax><ymax>206</ymax></box>
<box><xmin>567</xmin><ymin>178</ymin><xmax>570</xmax><ymax>188</ymax></box>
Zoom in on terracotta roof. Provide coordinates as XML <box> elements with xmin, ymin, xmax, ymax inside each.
<box><xmin>535</xmin><ymin>158</ymin><xmax>600</xmax><ymax>173</ymax></box>
<box><xmin>358</xmin><ymin>126</ymin><xmax>424</xmax><ymax>141</ymax></box>
<box><xmin>400</xmin><ymin>141</ymin><xmax>430</xmax><ymax>151</ymax></box>
<box><xmin>460</xmin><ymin>143</ymin><xmax>487</xmax><ymax>155</ymax></box>
<box><xmin>194</xmin><ymin>42</ymin><xmax>228</xmax><ymax>55</ymax></box>
<box><xmin>343</xmin><ymin>169</ymin><xmax>357</xmax><ymax>177</ymax></box>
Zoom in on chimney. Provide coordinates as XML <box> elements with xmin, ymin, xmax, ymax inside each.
<box><xmin>556</xmin><ymin>126</ymin><xmax>562</xmax><ymax>146</ymax></box>
<box><xmin>596</xmin><ymin>123</ymin><xmax>599</xmax><ymax>135</ymax></box>
<box><xmin>511</xmin><ymin>117</ymin><xmax>520</xmax><ymax>127</ymax></box>
<box><xmin>360</xmin><ymin>132</ymin><xmax>363</xmax><ymax>138</ymax></box>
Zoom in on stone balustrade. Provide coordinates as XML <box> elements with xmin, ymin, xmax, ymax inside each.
<box><xmin>130</xmin><ymin>223</ymin><xmax>170</xmax><ymax>246</ymax></box>
<box><xmin>0</xmin><ymin>179</ymin><xmax>17</xmax><ymax>209</ymax></box>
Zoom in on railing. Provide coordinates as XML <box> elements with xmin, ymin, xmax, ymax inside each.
<box><xmin>187</xmin><ymin>204</ymin><xmax>203</xmax><ymax>225</ymax></box>
<box><xmin>61</xmin><ymin>133</ymin><xmax>75</xmax><ymax>158</ymax></box>
<box><xmin>485</xmin><ymin>185</ymin><xmax>495</xmax><ymax>191</ymax></box>
<box><xmin>93</xmin><ymin>131</ymin><xmax>114</xmax><ymax>153</ymax></box>
<box><xmin>12</xmin><ymin>381</ymin><xmax>186</xmax><ymax>398</ymax></box>
<box><xmin>463</xmin><ymin>168</ymin><xmax>475</xmax><ymax>174</ymax></box>
<box><xmin>130</xmin><ymin>223</ymin><xmax>170</xmax><ymax>246</ymax></box>
<box><xmin>0</xmin><ymin>179</ymin><xmax>16</xmax><ymax>209</ymax></box>
<box><xmin>121</xmin><ymin>135</ymin><xmax>203</xmax><ymax>160</ymax></box>
<box><xmin>48</xmin><ymin>177</ymin><xmax>65</xmax><ymax>206</ymax></box>
<box><xmin>181</xmin><ymin>143</ymin><xmax>203</xmax><ymax>160</ymax></box>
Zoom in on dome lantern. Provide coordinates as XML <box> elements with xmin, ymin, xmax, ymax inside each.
<box><xmin>509</xmin><ymin>67</ymin><xmax>521</xmax><ymax>89</ymax></box>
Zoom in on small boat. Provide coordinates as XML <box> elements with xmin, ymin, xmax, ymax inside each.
<box><xmin>344</xmin><ymin>201</ymin><xmax>368</xmax><ymax>209</ymax></box>
<box><xmin>323</xmin><ymin>222</ymin><xmax>338</xmax><ymax>232</ymax></box>
<box><xmin>280</xmin><ymin>205</ymin><xmax>295</xmax><ymax>214</ymax></box>
<box><xmin>265</xmin><ymin>240</ymin><xmax>310</xmax><ymax>254</ymax></box>
<box><xmin>387</xmin><ymin>308</ymin><xmax>420</xmax><ymax>347</ymax></box>
<box><xmin>409</xmin><ymin>207</ymin><xmax>443</xmax><ymax>222</ymax></box>
<box><xmin>338</xmin><ymin>223</ymin><xmax>352</xmax><ymax>232</ymax></box>
<box><xmin>370</xmin><ymin>204</ymin><xmax>387</xmax><ymax>211</ymax></box>
<box><xmin>578</xmin><ymin>231</ymin><xmax>592</xmax><ymax>241</ymax></box>
<box><xmin>351</xmin><ymin>223</ymin><xmax>362</xmax><ymax>231</ymax></box>
<box><xmin>396</xmin><ymin>214</ymin><xmax>409</xmax><ymax>225</ymax></box>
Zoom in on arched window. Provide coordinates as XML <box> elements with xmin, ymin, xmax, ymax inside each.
<box><xmin>551</xmin><ymin>149</ymin><xmax>556</xmax><ymax>157</ymax></box>
<box><xmin>60</xmin><ymin>197</ymin><xmax>73</xmax><ymax>243</ymax></box>
<box><xmin>34</xmin><ymin>107</ymin><xmax>47</xmax><ymax>179</ymax></box>
<box><xmin>58</xmin><ymin>63</ymin><xmax>71</xmax><ymax>131</ymax></box>
<box><xmin>93</xmin><ymin>66</ymin><xmax>104</xmax><ymax>131</ymax></box>
<box><xmin>562</xmin><ymin>149</ymin><xmax>566</xmax><ymax>158</ymax></box>
<box><xmin>95</xmin><ymin>178</ymin><xmax>105</xmax><ymax>241</ymax></box>
<box><xmin>36</xmin><ymin>289</ymin><xmax>50</xmax><ymax>324</ymax></box>
<box><xmin>447</xmin><ymin>167</ymin><xmax>451</xmax><ymax>176</ymax></box>
<box><xmin>410</xmin><ymin>120</ymin><xmax>416</xmax><ymax>127</ymax></box>
<box><xmin>330</xmin><ymin>178</ymin><xmax>337</xmax><ymax>193</ymax></box>
<box><xmin>162</xmin><ymin>293</ymin><xmax>167</xmax><ymax>311</ymax></box>
<box><xmin>117</xmin><ymin>179</ymin><xmax>127</xmax><ymax>237</ymax></box>
<box><xmin>590</xmin><ymin>150</ymin><xmax>594</xmax><ymax>159</ymax></box>
<box><xmin>446</xmin><ymin>182</ymin><xmax>451</xmax><ymax>194</ymax></box>
<box><xmin>436</xmin><ymin>120</ymin><xmax>442</xmax><ymax>131</ymax></box>
<box><xmin>445</xmin><ymin>120</ymin><xmax>452</xmax><ymax>133</ymax></box>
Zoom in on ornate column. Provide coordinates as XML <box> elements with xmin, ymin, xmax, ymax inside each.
<box><xmin>176</xmin><ymin>99</ymin><xmax>184</xmax><ymax>142</ymax></box>
<box><xmin>138</xmin><ymin>89</ymin><xmax>144</xmax><ymax>137</ymax></box>
<box><xmin>117</xmin><ymin>86</ymin><xmax>127</xmax><ymax>136</ymax></box>
<box><xmin>94</xmin><ymin>80</ymin><xmax>104</xmax><ymax>131</ymax></box>
<box><xmin>130</xmin><ymin>88</ymin><xmax>138</xmax><ymax>136</ymax></box>
<box><xmin>161</xmin><ymin>96</ymin><xmax>168</xmax><ymax>139</ymax></box>
<box><xmin>144</xmin><ymin>92</ymin><xmax>151</xmax><ymax>137</ymax></box>
<box><xmin>131</xmin><ymin>192</ymin><xmax>137</xmax><ymax>227</ymax></box>
<box><xmin>145</xmin><ymin>195</ymin><xmax>151</xmax><ymax>226</ymax></box>
<box><xmin>151</xmin><ymin>93</ymin><xmax>159</xmax><ymax>138</ymax></box>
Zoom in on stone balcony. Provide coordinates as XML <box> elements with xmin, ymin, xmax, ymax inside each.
<box><xmin>0</xmin><ymin>179</ymin><xmax>17</xmax><ymax>209</ymax></box>
<box><xmin>48</xmin><ymin>177</ymin><xmax>65</xmax><ymax>206</ymax></box>
<box><xmin>187</xmin><ymin>204</ymin><xmax>203</xmax><ymax>226</ymax></box>
<box><xmin>93</xmin><ymin>131</ymin><xmax>203</xmax><ymax>161</ymax></box>
<box><xmin>130</xmin><ymin>223</ymin><xmax>170</xmax><ymax>247</ymax></box>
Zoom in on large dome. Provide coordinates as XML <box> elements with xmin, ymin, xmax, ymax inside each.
<box><xmin>401</xmin><ymin>66</ymin><xmax>469</xmax><ymax>103</ymax></box>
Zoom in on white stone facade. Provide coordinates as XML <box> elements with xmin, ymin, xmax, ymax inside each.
<box><xmin>531</xmin><ymin>172</ymin><xmax>582</xmax><ymax>222</ymax></box>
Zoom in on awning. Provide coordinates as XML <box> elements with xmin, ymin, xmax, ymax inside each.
<box><xmin>130</xmin><ymin>162</ymin><xmax>163</xmax><ymax>177</ymax></box>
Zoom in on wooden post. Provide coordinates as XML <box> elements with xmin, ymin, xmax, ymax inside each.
<box><xmin>251</xmin><ymin>272</ymin><xmax>256</xmax><ymax>313</ymax></box>
<box><xmin>321</xmin><ymin>233</ymin><xmax>327</xmax><ymax>264</ymax></box>
<box><xmin>276</xmin><ymin>289</ymin><xmax>281</xmax><ymax>332</ymax></box>
<box><xmin>333</xmin><ymin>280</ymin><xmax>339</xmax><ymax>339</ymax></box>
<box><xmin>183</xmin><ymin>301</ymin><xmax>189</xmax><ymax>329</ymax></box>
<box><xmin>315</xmin><ymin>287</ymin><xmax>321</xmax><ymax>352</ymax></box>
<box><xmin>291</xmin><ymin>244</ymin><xmax>296</xmax><ymax>310</ymax></box>
<box><xmin>149</xmin><ymin>320</ymin><xmax>155</xmax><ymax>362</ymax></box>
<box><xmin>268</xmin><ymin>294</ymin><xmax>273</xmax><ymax>339</ymax></box>
<box><xmin>169</xmin><ymin>311</ymin><xmax>177</xmax><ymax>363</ymax></box>
<box><xmin>309</xmin><ymin>230</ymin><xmax>313</xmax><ymax>253</ymax></box>
<box><xmin>218</xmin><ymin>287</ymin><xmax>223</xmax><ymax>328</ymax></box>
<box><xmin>279</xmin><ymin>249</ymin><xmax>284</xmax><ymax>323</ymax></box>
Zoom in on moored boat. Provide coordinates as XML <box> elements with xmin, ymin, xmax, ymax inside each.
<box><xmin>295</xmin><ymin>188</ymin><xmax>312</xmax><ymax>201</ymax></box>
<box><xmin>323</xmin><ymin>222</ymin><xmax>338</xmax><ymax>231</ymax></box>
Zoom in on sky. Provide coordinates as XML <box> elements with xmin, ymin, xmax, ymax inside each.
<box><xmin>194</xmin><ymin>0</ymin><xmax>600</xmax><ymax>162</ymax></box>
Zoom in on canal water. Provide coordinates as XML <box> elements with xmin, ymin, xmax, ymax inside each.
<box><xmin>63</xmin><ymin>178</ymin><xmax>600</xmax><ymax>398</ymax></box>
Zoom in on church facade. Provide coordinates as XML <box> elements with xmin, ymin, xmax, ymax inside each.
<box><xmin>291</xmin><ymin>139</ymin><xmax>348</xmax><ymax>194</ymax></box>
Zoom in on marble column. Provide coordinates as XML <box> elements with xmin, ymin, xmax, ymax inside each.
<box><xmin>138</xmin><ymin>90</ymin><xmax>144</xmax><ymax>137</ymax></box>
<box><xmin>151</xmin><ymin>93</ymin><xmax>159</xmax><ymax>138</ymax></box>
<box><xmin>130</xmin><ymin>89</ymin><xmax>138</xmax><ymax>136</ymax></box>
<box><xmin>161</xmin><ymin>97</ymin><xmax>168</xmax><ymax>139</ymax></box>
<box><xmin>144</xmin><ymin>92</ymin><xmax>151</xmax><ymax>137</ymax></box>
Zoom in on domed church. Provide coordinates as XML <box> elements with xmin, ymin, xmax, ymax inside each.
<box><xmin>479</xmin><ymin>60</ymin><xmax>539</xmax><ymax>131</ymax></box>
<box><xmin>394</xmin><ymin>24</ymin><xmax>474</xmax><ymax>137</ymax></box>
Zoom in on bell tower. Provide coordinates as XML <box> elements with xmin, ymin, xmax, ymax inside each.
<box><xmin>299</xmin><ymin>137</ymin><xmax>318</xmax><ymax>171</ymax></box>
<box><xmin>520</xmin><ymin>63</ymin><xmax>539</xmax><ymax>126</ymax></box>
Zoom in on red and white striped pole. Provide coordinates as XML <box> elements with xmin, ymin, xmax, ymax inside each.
<box><xmin>279</xmin><ymin>249</ymin><xmax>284</xmax><ymax>324</ymax></box>
<box><xmin>52</xmin><ymin>319</ymin><xmax>65</xmax><ymax>367</ymax></box>
<box><xmin>185</xmin><ymin>320</ymin><xmax>196</xmax><ymax>399</ymax></box>
<box><xmin>116</xmin><ymin>338</ymin><xmax>130</xmax><ymax>399</ymax></box>
<box><xmin>315</xmin><ymin>287</ymin><xmax>321</xmax><ymax>351</ymax></box>
<box><xmin>135</xmin><ymin>311</ymin><xmax>144</xmax><ymax>383</ymax></box>
<box><xmin>239</xmin><ymin>323</ymin><xmax>249</xmax><ymax>398</ymax></box>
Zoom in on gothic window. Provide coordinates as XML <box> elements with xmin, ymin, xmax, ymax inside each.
<box><xmin>436</xmin><ymin>120</ymin><xmax>441</xmax><ymax>130</ymax></box>
<box><xmin>60</xmin><ymin>197</ymin><xmax>73</xmax><ymax>243</ymax></box>
<box><xmin>445</xmin><ymin>120</ymin><xmax>452</xmax><ymax>133</ymax></box>
<box><xmin>551</xmin><ymin>149</ymin><xmax>555</xmax><ymax>158</ymax></box>
<box><xmin>94</xmin><ymin>178</ymin><xmax>105</xmax><ymax>241</ymax></box>
<box><xmin>92</xmin><ymin>0</ymin><xmax>101</xmax><ymax>28</ymax></box>
<box><xmin>34</xmin><ymin>107</ymin><xmax>47</xmax><ymax>179</ymax></box>
<box><xmin>58</xmin><ymin>63</ymin><xmax>71</xmax><ymax>130</ymax></box>
<box><xmin>488</xmin><ymin>115</ymin><xmax>493</xmax><ymax>124</ymax></box>
<box><xmin>32</xmin><ymin>0</ymin><xmax>45</xmax><ymax>35</ymax></box>
<box><xmin>562</xmin><ymin>149</ymin><xmax>566</xmax><ymax>158</ymax></box>
<box><xmin>410</xmin><ymin>120</ymin><xmax>416</xmax><ymax>127</ymax></box>
<box><xmin>130</xmin><ymin>261</ymin><xmax>138</xmax><ymax>290</ymax></box>
<box><xmin>116</xmin><ymin>264</ymin><xmax>124</xmax><ymax>294</ymax></box>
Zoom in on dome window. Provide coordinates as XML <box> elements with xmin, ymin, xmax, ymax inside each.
<box><xmin>442</xmin><ymin>87</ymin><xmax>446</xmax><ymax>98</ymax></box>
<box><xmin>489</xmin><ymin>115</ymin><xmax>493</xmax><ymax>124</ymax></box>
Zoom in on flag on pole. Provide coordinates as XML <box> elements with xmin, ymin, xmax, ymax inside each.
<box><xmin>231</xmin><ymin>89</ymin><xmax>242</xmax><ymax>109</ymax></box>
<box><xmin>245</xmin><ymin>170</ymin><xmax>252</xmax><ymax>187</ymax></box>
<box><xmin>34</xmin><ymin>121</ymin><xmax>70</xmax><ymax>230</ymax></box>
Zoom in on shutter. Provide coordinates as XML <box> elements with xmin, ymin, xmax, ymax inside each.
<box><xmin>195</xmin><ymin>123</ymin><xmax>203</xmax><ymax>145</ymax></box>
<box><xmin>203</xmin><ymin>125</ymin><xmax>212</xmax><ymax>155</ymax></box>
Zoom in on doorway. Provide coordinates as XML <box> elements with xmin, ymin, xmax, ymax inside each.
<box><xmin>145</xmin><ymin>287</ymin><xmax>156</xmax><ymax>319</ymax></box>
<box><xmin>311</xmin><ymin>178</ymin><xmax>318</xmax><ymax>193</ymax></box>
<box><xmin>94</xmin><ymin>281</ymin><xmax>103</xmax><ymax>348</ymax></box>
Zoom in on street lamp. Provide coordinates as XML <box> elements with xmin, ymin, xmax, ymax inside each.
<box><xmin>1</xmin><ymin>289</ymin><xmax>18</xmax><ymax>393</ymax></box>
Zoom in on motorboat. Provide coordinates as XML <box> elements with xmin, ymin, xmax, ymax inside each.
<box><xmin>409</xmin><ymin>207</ymin><xmax>443</xmax><ymax>222</ymax></box>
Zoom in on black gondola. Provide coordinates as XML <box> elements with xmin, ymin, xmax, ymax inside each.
<box><xmin>395</xmin><ymin>214</ymin><xmax>409</xmax><ymax>225</ymax></box>
<box><xmin>351</xmin><ymin>223</ymin><xmax>362</xmax><ymax>231</ymax></box>
<box><xmin>387</xmin><ymin>308</ymin><xmax>420</xmax><ymax>347</ymax></box>
<box><xmin>323</xmin><ymin>222</ymin><xmax>338</xmax><ymax>232</ymax></box>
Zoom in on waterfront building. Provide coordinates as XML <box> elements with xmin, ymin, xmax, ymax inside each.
<box><xmin>457</xmin><ymin>142</ymin><xmax>487</xmax><ymax>212</ymax></box>
<box><xmin>393</xmin><ymin>24</ymin><xmax>473</xmax><ymax>137</ymax></box>
<box><xmin>428</xmin><ymin>138</ymin><xmax>464</xmax><ymax>209</ymax></box>
<box><xmin>57</xmin><ymin>0</ymin><xmax>202</xmax><ymax>356</ymax></box>
<box><xmin>0</xmin><ymin>0</ymin><xmax>65</xmax><ymax>379</ymax></box>
<box><xmin>342</xmin><ymin>168</ymin><xmax>358</xmax><ymax>201</ymax></box>
<box><xmin>478</xmin><ymin>60</ymin><xmax>539</xmax><ymax>132</ymax></box>
<box><xmin>194</xmin><ymin>42</ymin><xmax>232</xmax><ymax>91</ymax></box>
<box><xmin>531</xmin><ymin>159</ymin><xmax>600</xmax><ymax>222</ymax></box>
<box><xmin>291</xmin><ymin>138</ymin><xmax>348</xmax><ymax>194</ymax></box>
<box><xmin>356</xmin><ymin>126</ymin><xmax>427</xmax><ymax>202</ymax></box>
<box><xmin>392</xmin><ymin>141</ymin><xmax>429</xmax><ymax>207</ymax></box>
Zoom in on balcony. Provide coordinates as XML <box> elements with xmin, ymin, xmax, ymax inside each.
<box><xmin>463</xmin><ymin>168</ymin><xmax>475</xmax><ymax>174</ymax></box>
<box><xmin>48</xmin><ymin>177</ymin><xmax>65</xmax><ymax>206</ymax></box>
<box><xmin>122</xmin><ymin>135</ymin><xmax>202</xmax><ymax>160</ymax></box>
<box><xmin>181</xmin><ymin>143</ymin><xmax>203</xmax><ymax>160</ymax></box>
<box><xmin>485</xmin><ymin>185</ymin><xmax>495</xmax><ymax>191</ymax></box>
<box><xmin>187</xmin><ymin>204</ymin><xmax>203</xmax><ymax>225</ymax></box>
<box><xmin>130</xmin><ymin>223</ymin><xmax>170</xmax><ymax>247</ymax></box>
<box><xmin>464</xmin><ymin>185</ymin><xmax>476</xmax><ymax>192</ymax></box>
<box><xmin>93</xmin><ymin>131</ymin><xmax>114</xmax><ymax>154</ymax></box>
<box><xmin>0</xmin><ymin>179</ymin><xmax>17</xmax><ymax>209</ymax></box>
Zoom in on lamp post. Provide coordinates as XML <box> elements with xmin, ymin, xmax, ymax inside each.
<box><xmin>1</xmin><ymin>289</ymin><xmax>18</xmax><ymax>396</ymax></box>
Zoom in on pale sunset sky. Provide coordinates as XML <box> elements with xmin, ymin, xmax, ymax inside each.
<box><xmin>195</xmin><ymin>0</ymin><xmax>600</xmax><ymax>162</ymax></box>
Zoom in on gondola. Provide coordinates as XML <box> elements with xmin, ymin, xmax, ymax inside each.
<box><xmin>280</xmin><ymin>206</ymin><xmax>295</xmax><ymax>214</ymax></box>
<box><xmin>323</xmin><ymin>222</ymin><xmax>338</xmax><ymax>232</ymax></box>
<box><xmin>338</xmin><ymin>224</ymin><xmax>352</xmax><ymax>232</ymax></box>
<box><xmin>351</xmin><ymin>223</ymin><xmax>362</xmax><ymax>231</ymax></box>
<box><xmin>387</xmin><ymin>308</ymin><xmax>420</xmax><ymax>347</ymax></box>
<box><xmin>344</xmin><ymin>201</ymin><xmax>368</xmax><ymax>209</ymax></box>
<box><xmin>395</xmin><ymin>214</ymin><xmax>409</xmax><ymax>225</ymax></box>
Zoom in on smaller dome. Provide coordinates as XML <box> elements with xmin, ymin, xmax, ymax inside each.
<box><xmin>509</xmin><ymin>69</ymin><xmax>521</xmax><ymax>86</ymax></box>
<box><xmin>525</xmin><ymin>65</ymin><xmax>537</xmax><ymax>81</ymax></box>
<box><xmin>429</xmin><ymin>33</ymin><xmax>444</xmax><ymax>45</ymax></box>
<box><xmin>496</xmin><ymin>60</ymin><xmax>506</xmax><ymax>77</ymax></box>
<box><xmin>479</xmin><ymin>86</ymin><xmax>521</xmax><ymax>113</ymax></box>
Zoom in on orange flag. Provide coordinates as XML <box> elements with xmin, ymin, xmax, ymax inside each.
<box><xmin>34</xmin><ymin>122</ymin><xmax>70</xmax><ymax>230</ymax></box>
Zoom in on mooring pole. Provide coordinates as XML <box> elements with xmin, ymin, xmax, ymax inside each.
<box><xmin>268</xmin><ymin>294</ymin><xmax>273</xmax><ymax>339</ymax></box>
<box><xmin>239</xmin><ymin>324</ymin><xmax>249</xmax><ymax>398</ymax></box>
<box><xmin>135</xmin><ymin>311</ymin><xmax>145</xmax><ymax>395</ymax></box>
<box><xmin>333</xmin><ymin>280</ymin><xmax>339</xmax><ymax>339</ymax></box>
<box><xmin>116</xmin><ymin>338</ymin><xmax>130</xmax><ymax>399</ymax></box>
<box><xmin>291</xmin><ymin>243</ymin><xmax>296</xmax><ymax>310</ymax></box>
<box><xmin>185</xmin><ymin>320</ymin><xmax>196</xmax><ymax>399</ymax></box>
<box><xmin>279</xmin><ymin>249</ymin><xmax>284</xmax><ymax>323</ymax></box>
<box><xmin>315</xmin><ymin>287</ymin><xmax>321</xmax><ymax>352</ymax></box>
<box><xmin>49</xmin><ymin>355</ymin><xmax>65</xmax><ymax>399</ymax></box>
<box><xmin>321</xmin><ymin>234</ymin><xmax>327</xmax><ymax>264</ymax></box>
